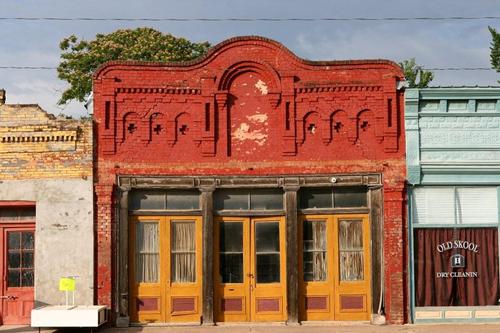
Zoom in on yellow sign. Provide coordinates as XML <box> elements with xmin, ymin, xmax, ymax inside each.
<box><xmin>59</xmin><ymin>277</ymin><xmax>75</xmax><ymax>291</ymax></box>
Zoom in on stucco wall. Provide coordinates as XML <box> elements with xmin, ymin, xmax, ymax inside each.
<box><xmin>0</xmin><ymin>179</ymin><xmax>94</xmax><ymax>306</ymax></box>
<box><xmin>0</xmin><ymin>99</ymin><xmax>94</xmax><ymax>307</ymax></box>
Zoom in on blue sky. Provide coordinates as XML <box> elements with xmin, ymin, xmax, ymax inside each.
<box><xmin>1</xmin><ymin>0</ymin><xmax>499</xmax><ymax>117</ymax></box>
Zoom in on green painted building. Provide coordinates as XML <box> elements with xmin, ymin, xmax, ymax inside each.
<box><xmin>405</xmin><ymin>87</ymin><xmax>500</xmax><ymax>323</ymax></box>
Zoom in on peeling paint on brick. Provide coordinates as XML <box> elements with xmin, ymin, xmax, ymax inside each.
<box><xmin>232</xmin><ymin>122</ymin><xmax>267</xmax><ymax>146</ymax></box>
<box><xmin>246</xmin><ymin>114</ymin><xmax>268</xmax><ymax>123</ymax></box>
<box><xmin>255</xmin><ymin>79</ymin><xmax>268</xmax><ymax>95</ymax></box>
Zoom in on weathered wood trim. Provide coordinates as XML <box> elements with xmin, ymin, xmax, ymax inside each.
<box><xmin>117</xmin><ymin>186</ymin><xmax>130</xmax><ymax>327</ymax></box>
<box><xmin>370</xmin><ymin>186</ymin><xmax>383</xmax><ymax>316</ymax></box>
<box><xmin>299</xmin><ymin>208</ymin><xmax>370</xmax><ymax>215</ymax></box>
<box><xmin>118</xmin><ymin>174</ymin><xmax>382</xmax><ymax>190</ymax></box>
<box><xmin>128</xmin><ymin>210</ymin><xmax>202</xmax><ymax>216</ymax></box>
<box><xmin>214</xmin><ymin>210</ymin><xmax>285</xmax><ymax>217</ymax></box>
<box><xmin>284</xmin><ymin>185</ymin><xmax>299</xmax><ymax>324</ymax></box>
<box><xmin>201</xmin><ymin>186</ymin><xmax>215</xmax><ymax>325</ymax></box>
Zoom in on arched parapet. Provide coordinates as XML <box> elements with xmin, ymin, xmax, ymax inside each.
<box><xmin>216</xmin><ymin>60</ymin><xmax>282</xmax><ymax>108</ymax></box>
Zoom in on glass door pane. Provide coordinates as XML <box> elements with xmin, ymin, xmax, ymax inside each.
<box><xmin>7</xmin><ymin>231</ymin><xmax>35</xmax><ymax>287</ymax></box>
<box><xmin>219</xmin><ymin>222</ymin><xmax>243</xmax><ymax>283</ymax></box>
<box><xmin>255</xmin><ymin>222</ymin><xmax>280</xmax><ymax>283</ymax></box>
<box><xmin>171</xmin><ymin>221</ymin><xmax>196</xmax><ymax>283</ymax></box>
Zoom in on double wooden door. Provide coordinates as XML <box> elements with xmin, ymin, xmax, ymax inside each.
<box><xmin>0</xmin><ymin>224</ymin><xmax>35</xmax><ymax>325</ymax></box>
<box><xmin>299</xmin><ymin>214</ymin><xmax>371</xmax><ymax>321</ymax></box>
<box><xmin>215</xmin><ymin>216</ymin><xmax>287</xmax><ymax>322</ymax></box>
<box><xmin>129</xmin><ymin>216</ymin><xmax>202</xmax><ymax>323</ymax></box>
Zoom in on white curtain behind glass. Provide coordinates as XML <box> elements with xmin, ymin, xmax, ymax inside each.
<box><xmin>171</xmin><ymin>221</ymin><xmax>196</xmax><ymax>283</ymax></box>
<box><xmin>136</xmin><ymin>222</ymin><xmax>159</xmax><ymax>283</ymax></box>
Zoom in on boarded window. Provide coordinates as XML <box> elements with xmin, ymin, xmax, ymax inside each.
<box><xmin>339</xmin><ymin>219</ymin><xmax>364</xmax><ymax>281</ymax></box>
<box><xmin>303</xmin><ymin>220</ymin><xmax>327</xmax><ymax>281</ymax></box>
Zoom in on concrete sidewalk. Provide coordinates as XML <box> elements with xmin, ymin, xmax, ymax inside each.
<box><xmin>103</xmin><ymin>323</ymin><xmax>500</xmax><ymax>333</ymax></box>
<box><xmin>4</xmin><ymin>324</ymin><xmax>500</xmax><ymax>333</ymax></box>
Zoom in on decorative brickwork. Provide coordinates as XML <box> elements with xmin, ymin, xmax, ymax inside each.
<box><xmin>94</xmin><ymin>36</ymin><xmax>407</xmax><ymax>324</ymax></box>
<box><xmin>0</xmin><ymin>103</ymin><xmax>92</xmax><ymax>180</ymax></box>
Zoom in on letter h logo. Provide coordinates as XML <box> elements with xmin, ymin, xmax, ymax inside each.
<box><xmin>451</xmin><ymin>254</ymin><xmax>465</xmax><ymax>268</ymax></box>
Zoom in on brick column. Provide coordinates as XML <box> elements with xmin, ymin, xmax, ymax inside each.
<box><xmin>383</xmin><ymin>186</ymin><xmax>406</xmax><ymax>324</ymax></box>
<box><xmin>95</xmin><ymin>184</ymin><xmax>115</xmax><ymax>311</ymax></box>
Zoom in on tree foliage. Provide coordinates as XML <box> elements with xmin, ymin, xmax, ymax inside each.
<box><xmin>489</xmin><ymin>26</ymin><xmax>500</xmax><ymax>77</ymax></box>
<box><xmin>57</xmin><ymin>27</ymin><xmax>211</xmax><ymax>105</ymax></box>
<box><xmin>399</xmin><ymin>58</ymin><xmax>434</xmax><ymax>88</ymax></box>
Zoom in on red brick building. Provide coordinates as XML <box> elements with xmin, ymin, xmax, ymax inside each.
<box><xmin>93</xmin><ymin>36</ymin><xmax>407</xmax><ymax>326</ymax></box>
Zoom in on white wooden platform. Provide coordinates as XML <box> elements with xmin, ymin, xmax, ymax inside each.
<box><xmin>31</xmin><ymin>305</ymin><xmax>107</xmax><ymax>328</ymax></box>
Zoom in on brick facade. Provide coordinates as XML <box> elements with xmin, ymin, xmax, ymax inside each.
<box><xmin>93</xmin><ymin>36</ymin><xmax>407</xmax><ymax>323</ymax></box>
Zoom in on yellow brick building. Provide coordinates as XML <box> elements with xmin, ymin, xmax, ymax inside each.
<box><xmin>0</xmin><ymin>89</ymin><xmax>94</xmax><ymax>325</ymax></box>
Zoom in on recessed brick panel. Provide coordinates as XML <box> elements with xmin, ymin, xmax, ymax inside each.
<box><xmin>340</xmin><ymin>295</ymin><xmax>364</xmax><ymax>310</ymax></box>
<box><xmin>172</xmin><ymin>297</ymin><xmax>195</xmax><ymax>313</ymax></box>
<box><xmin>305</xmin><ymin>296</ymin><xmax>328</xmax><ymax>310</ymax></box>
<box><xmin>256</xmin><ymin>298</ymin><xmax>280</xmax><ymax>312</ymax></box>
<box><xmin>221</xmin><ymin>298</ymin><xmax>243</xmax><ymax>312</ymax></box>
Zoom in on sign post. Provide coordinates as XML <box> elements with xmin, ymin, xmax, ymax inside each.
<box><xmin>59</xmin><ymin>277</ymin><xmax>76</xmax><ymax>307</ymax></box>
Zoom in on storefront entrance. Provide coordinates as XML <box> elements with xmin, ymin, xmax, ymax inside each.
<box><xmin>119</xmin><ymin>179</ymin><xmax>383</xmax><ymax>326</ymax></box>
<box><xmin>0</xmin><ymin>205</ymin><xmax>35</xmax><ymax>325</ymax></box>
<box><xmin>299</xmin><ymin>214</ymin><xmax>371</xmax><ymax>321</ymax></box>
<box><xmin>214</xmin><ymin>216</ymin><xmax>287</xmax><ymax>322</ymax></box>
<box><xmin>129</xmin><ymin>216</ymin><xmax>202</xmax><ymax>324</ymax></box>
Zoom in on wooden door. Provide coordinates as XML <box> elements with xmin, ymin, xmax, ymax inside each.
<box><xmin>250</xmin><ymin>217</ymin><xmax>287</xmax><ymax>321</ymax></box>
<box><xmin>334</xmin><ymin>214</ymin><xmax>371</xmax><ymax>321</ymax></box>
<box><xmin>0</xmin><ymin>226</ymin><xmax>35</xmax><ymax>325</ymax></box>
<box><xmin>299</xmin><ymin>215</ymin><xmax>335</xmax><ymax>320</ymax></box>
<box><xmin>214</xmin><ymin>217</ymin><xmax>249</xmax><ymax>322</ymax></box>
<box><xmin>129</xmin><ymin>216</ymin><xmax>202</xmax><ymax>324</ymax></box>
<box><xmin>299</xmin><ymin>214</ymin><xmax>371</xmax><ymax>321</ymax></box>
<box><xmin>215</xmin><ymin>216</ymin><xmax>287</xmax><ymax>322</ymax></box>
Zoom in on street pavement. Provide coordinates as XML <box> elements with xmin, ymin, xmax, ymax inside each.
<box><xmin>3</xmin><ymin>323</ymin><xmax>500</xmax><ymax>333</ymax></box>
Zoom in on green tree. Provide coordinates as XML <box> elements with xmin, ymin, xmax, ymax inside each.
<box><xmin>57</xmin><ymin>28</ymin><xmax>210</xmax><ymax>105</ymax></box>
<box><xmin>399</xmin><ymin>58</ymin><xmax>434</xmax><ymax>88</ymax></box>
<box><xmin>489</xmin><ymin>26</ymin><xmax>500</xmax><ymax>78</ymax></box>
